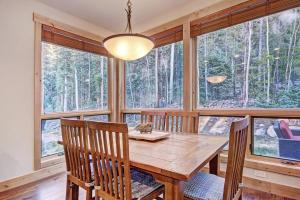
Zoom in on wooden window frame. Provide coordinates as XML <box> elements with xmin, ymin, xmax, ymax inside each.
<box><xmin>191</xmin><ymin>1</ymin><xmax>300</xmax><ymax>173</ymax></box>
<box><xmin>33</xmin><ymin>14</ymin><xmax>113</xmax><ymax>170</ymax></box>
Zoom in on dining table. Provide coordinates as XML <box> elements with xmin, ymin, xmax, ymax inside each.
<box><xmin>128</xmin><ymin>132</ymin><xmax>228</xmax><ymax>200</ymax></box>
<box><xmin>59</xmin><ymin>131</ymin><xmax>228</xmax><ymax>200</ymax></box>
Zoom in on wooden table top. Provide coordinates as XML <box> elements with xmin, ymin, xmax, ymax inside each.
<box><xmin>128</xmin><ymin>133</ymin><xmax>228</xmax><ymax>181</ymax></box>
<box><xmin>58</xmin><ymin>132</ymin><xmax>228</xmax><ymax>181</ymax></box>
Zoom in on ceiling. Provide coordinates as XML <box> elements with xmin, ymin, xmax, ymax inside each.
<box><xmin>38</xmin><ymin>0</ymin><xmax>224</xmax><ymax>33</ymax></box>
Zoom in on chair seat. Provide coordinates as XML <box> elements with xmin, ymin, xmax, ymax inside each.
<box><xmin>131</xmin><ymin>169</ymin><xmax>163</xmax><ymax>199</ymax></box>
<box><xmin>184</xmin><ymin>172</ymin><xmax>224</xmax><ymax>200</ymax></box>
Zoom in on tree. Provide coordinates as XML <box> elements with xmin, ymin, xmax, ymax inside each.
<box><xmin>244</xmin><ymin>21</ymin><xmax>252</xmax><ymax>107</ymax></box>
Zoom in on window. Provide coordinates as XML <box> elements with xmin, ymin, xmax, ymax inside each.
<box><xmin>41</xmin><ymin>117</ymin><xmax>79</xmax><ymax>157</ymax></box>
<box><xmin>42</xmin><ymin>42</ymin><xmax>108</xmax><ymax>113</ymax></box>
<box><xmin>36</xmin><ymin>24</ymin><xmax>110</xmax><ymax>164</ymax></box>
<box><xmin>41</xmin><ymin>119</ymin><xmax>62</xmax><ymax>157</ymax></box>
<box><xmin>124</xmin><ymin>114</ymin><xmax>141</xmax><ymax>127</ymax></box>
<box><xmin>199</xmin><ymin>116</ymin><xmax>242</xmax><ymax>136</ymax></box>
<box><xmin>41</xmin><ymin>42</ymin><xmax>109</xmax><ymax>158</ymax></box>
<box><xmin>197</xmin><ymin>7</ymin><xmax>300</xmax><ymax>108</ymax></box>
<box><xmin>125</xmin><ymin>41</ymin><xmax>183</xmax><ymax>108</ymax></box>
<box><xmin>253</xmin><ymin>118</ymin><xmax>300</xmax><ymax>161</ymax></box>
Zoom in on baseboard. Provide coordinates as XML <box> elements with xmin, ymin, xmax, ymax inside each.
<box><xmin>244</xmin><ymin>176</ymin><xmax>300</xmax><ymax>200</ymax></box>
<box><xmin>0</xmin><ymin>162</ymin><xmax>66</xmax><ymax>193</ymax></box>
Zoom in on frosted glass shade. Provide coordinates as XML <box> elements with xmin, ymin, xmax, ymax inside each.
<box><xmin>103</xmin><ymin>34</ymin><xmax>154</xmax><ymax>61</ymax></box>
<box><xmin>207</xmin><ymin>76</ymin><xmax>227</xmax><ymax>84</ymax></box>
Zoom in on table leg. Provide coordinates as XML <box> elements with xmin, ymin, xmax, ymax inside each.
<box><xmin>209</xmin><ymin>153</ymin><xmax>220</xmax><ymax>175</ymax></box>
<box><xmin>155</xmin><ymin>175</ymin><xmax>184</xmax><ymax>200</ymax></box>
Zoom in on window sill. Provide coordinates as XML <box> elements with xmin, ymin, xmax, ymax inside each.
<box><xmin>220</xmin><ymin>153</ymin><xmax>300</xmax><ymax>177</ymax></box>
<box><xmin>41</xmin><ymin>155</ymin><xmax>65</xmax><ymax>169</ymax></box>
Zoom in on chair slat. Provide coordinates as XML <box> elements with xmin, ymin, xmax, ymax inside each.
<box><xmin>60</xmin><ymin>119</ymin><xmax>93</xmax><ymax>200</ymax></box>
<box><xmin>166</xmin><ymin>111</ymin><xmax>199</xmax><ymax>133</ymax></box>
<box><xmin>223</xmin><ymin>116</ymin><xmax>249</xmax><ymax>200</ymax></box>
<box><xmin>87</xmin><ymin>121</ymin><xmax>131</xmax><ymax>200</ymax></box>
<box><xmin>140</xmin><ymin>111</ymin><xmax>166</xmax><ymax>131</ymax></box>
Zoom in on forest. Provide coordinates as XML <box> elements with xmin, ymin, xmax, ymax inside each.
<box><xmin>41</xmin><ymin>43</ymin><xmax>108</xmax><ymax>157</ymax></box>
<box><xmin>42</xmin><ymin>42</ymin><xmax>108</xmax><ymax>113</ymax></box>
<box><xmin>198</xmin><ymin>8</ymin><xmax>300</xmax><ymax>108</ymax></box>
<box><xmin>126</xmin><ymin>42</ymin><xmax>183</xmax><ymax>108</ymax></box>
<box><xmin>126</xmin><ymin>8</ymin><xmax>300</xmax><ymax>109</ymax></box>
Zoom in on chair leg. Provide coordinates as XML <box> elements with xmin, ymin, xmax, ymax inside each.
<box><xmin>65</xmin><ymin>178</ymin><xmax>71</xmax><ymax>200</ymax></box>
<box><xmin>86</xmin><ymin>188</ymin><xmax>93</xmax><ymax>200</ymax></box>
<box><xmin>70</xmin><ymin>183</ymin><xmax>79</xmax><ymax>200</ymax></box>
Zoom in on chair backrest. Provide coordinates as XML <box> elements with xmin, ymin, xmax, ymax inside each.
<box><xmin>87</xmin><ymin>121</ymin><xmax>131</xmax><ymax>200</ymax></box>
<box><xmin>61</xmin><ymin>119</ymin><xmax>92</xmax><ymax>184</ymax></box>
<box><xmin>141</xmin><ymin>111</ymin><xmax>166</xmax><ymax>131</ymax></box>
<box><xmin>165</xmin><ymin>111</ymin><xmax>199</xmax><ymax>133</ymax></box>
<box><xmin>279</xmin><ymin>120</ymin><xmax>294</xmax><ymax>139</ymax></box>
<box><xmin>223</xmin><ymin>116</ymin><xmax>249</xmax><ymax>200</ymax></box>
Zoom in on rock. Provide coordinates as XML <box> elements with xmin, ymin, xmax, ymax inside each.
<box><xmin>267</xmin><ymin>126</ymin><xmax>277</xmax><ymax>138</ymax></box>
<box><xmin>255</xmin><ymin>128</ymin><xmax>265</xmax><ymax>136</ymax></box>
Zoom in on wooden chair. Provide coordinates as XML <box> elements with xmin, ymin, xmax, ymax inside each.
<box><xmin>183</xmin><ymin>116</ymin><xmax>249</xmax><ymax>200</ymax></box>
<box><xmin>61</xmin><ymin>119</ymin><xmax>93</xmax><ymax>200</ymax></box>
<box><xmin>141</xmin><ymin>111</ymin><xmax>166</xmax><ymax>131</ymax></box>
<box><xmin>165</xmin><ymin>111</ymin><xmax>199</xmax><ymax>133</ymax></box>
<box><xmin>87</xmin><ymin>121</ymin><xmax>164</xmax><ymax>200</ymax></box>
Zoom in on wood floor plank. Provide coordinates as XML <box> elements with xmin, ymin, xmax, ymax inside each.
<box><xmin>0</xmin><ymin>172</ymin><xmax>294</xmax><ymax>200</ymax></box>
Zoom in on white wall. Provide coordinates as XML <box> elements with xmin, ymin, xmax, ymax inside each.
<box><xmin>0</xmin><ymin>0</ymin><xmax>112</xmax><ymax>181</ymax></box>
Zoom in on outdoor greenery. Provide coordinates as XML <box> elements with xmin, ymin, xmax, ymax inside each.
<box><xmin>126</xmin><ymin>41</ymin><xmax>183</xmax><ymax>108</ymax></box>
<box><xmin>41</xmin><ymin>43</ymin><xmax>108</xmax><ymax>157</ymax></box>
<box><xmin>197</xmin><ymin>8</ymin><xmax>300</xmax><ymax>108</ymax></box>
<box><xmin>42</xmin><ymin>42</ymin><xmax>108</xmax><ymax>113</ymax></box>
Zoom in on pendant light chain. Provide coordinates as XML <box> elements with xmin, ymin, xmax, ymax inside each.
<box><xmin>125</xmin><ymin>0</ymin><xmax>133</xmax><ymax>33</ymax></box>
<box><xmin>103</xmin><ymin>0</ymin><xmax>154</xmax><ymax>61</ymax></box>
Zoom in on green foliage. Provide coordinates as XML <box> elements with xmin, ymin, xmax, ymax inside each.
<box><xmin>42</xmin><ymin>43</ymin><xmax>108</xmax><ymax>113</ymax></box>
<box><xmin>197</xmin><ymin>8</ymin><xmax>300</xmax><ymax>108</ymax></box>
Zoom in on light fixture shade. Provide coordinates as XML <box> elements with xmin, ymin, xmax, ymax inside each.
<box><xmin>103</xmin><ymin>33</ymin><xmax>154</xmax><ymax>61</ymax></box>
<box><xmin>207</xmin><ymin>76</ymin><xmax>227</xmax><ymax>84</ymax></box>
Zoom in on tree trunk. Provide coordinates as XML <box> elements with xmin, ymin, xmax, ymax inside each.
<box><xmin>287</xmin><ymin>22</ymin><xmax>300</xmax><ymax>91</ymax></box>
<box><xmin>145</xmin><ymin>55</ymin><xmax>151</xmax><ymax>97</ymax></box>
<box><xmin>74</xmin><ymin>66</ymin><xmax>79</xmax><ymax>110</ymax></box>
<box><xmin>88</xmin><ymin>54</ymin><xmax>91</xmax><ymax>102</ymax></box>
<box><xmin>244</xmin><ymin>22</ymin><xmax>252</xmax><ymax>107</ymax></box>
<box><xmin>64</xmin><ymin>75</ymin><xmax>68</xmax><ymax>112</ymax></box>
<box><xmin>204</xmin><ymin>35</ymin><xmax>209</xmax><ymax>101</ymax></box>
<box><xmin>266</xmin><ymin>17</ymin><xmax>271</xmax><ymax>103</ymax></box>
<box><xmin>128</xmin><ymin>64</ymin><xmax>135</xmax><ymax>108</ymax></box>
<box><xmin>155</xmin><ymin>48</ymin><xmax>159</xmax><ymax>107</ymax></box>
<box><xmin>100</xmin><ymin>57</ymin><xmax>104</xmax><ymax>109</ymax></box>
<box><xmin>258</xmin><ymin>18</ymin><xmax>263</xmax><ymax>83</ymax></box>
<box><xmin>169</xmin><ymin>43</ymin><xmax>175</xmax><ymax>103</ymax></box>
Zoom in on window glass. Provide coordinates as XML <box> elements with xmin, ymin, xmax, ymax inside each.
<box><xmin>124</xmin><ymin>114</ymin><xmax>141</xmax><ymax>127</ymax></box>
<box><xmin>199</xmin><ymin>116</ymin><xmax>242</xmax><ymax>136</ymax></box>
<box><xmin>199</xmin><ymin>116</ymin><xmax>243</xmax><ymax>150</ymax></box>
<box><xmin>253</xmin><ymin>118</ymin><xmax>300</xmax><ymax>161</ymax></box>
<box><xmin>197</xmin><ymin>7</ymin><xmax>300</xmax><ymax>108</ymax></box>
<box><xmin>126</xmin><ymin>41</ymin><xmax>183</xmax><ymax>108</ymax></box>
<box><xmin>41</xmin><ymin>119</ymin><xmax>63</xmax><ymax>157</ymax></box>
<box><xmin>84</xmin><ymin>115</ymin><xmax>109</xmax><ymax>122</ymax></box>
<box><xmin>42</xmin><ymin>42</ymin><xmax>108</xmax><ymax>113</ymax></box>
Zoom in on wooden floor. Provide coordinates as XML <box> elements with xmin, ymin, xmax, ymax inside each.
<box><xmin>0</xmin><ymin>173</ymin><xmax>294</xmax><ymax>200</ymax></box>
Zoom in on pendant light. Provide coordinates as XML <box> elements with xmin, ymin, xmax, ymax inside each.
<box><xmin>103</xmin><ymin>0</ymin><xmax>155</xmax><ymax>61</ymax></box>
<box><xmin>206</xmin><ymin>76</ymin><xmax>227</xmax><ymax>84</ymax></box>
